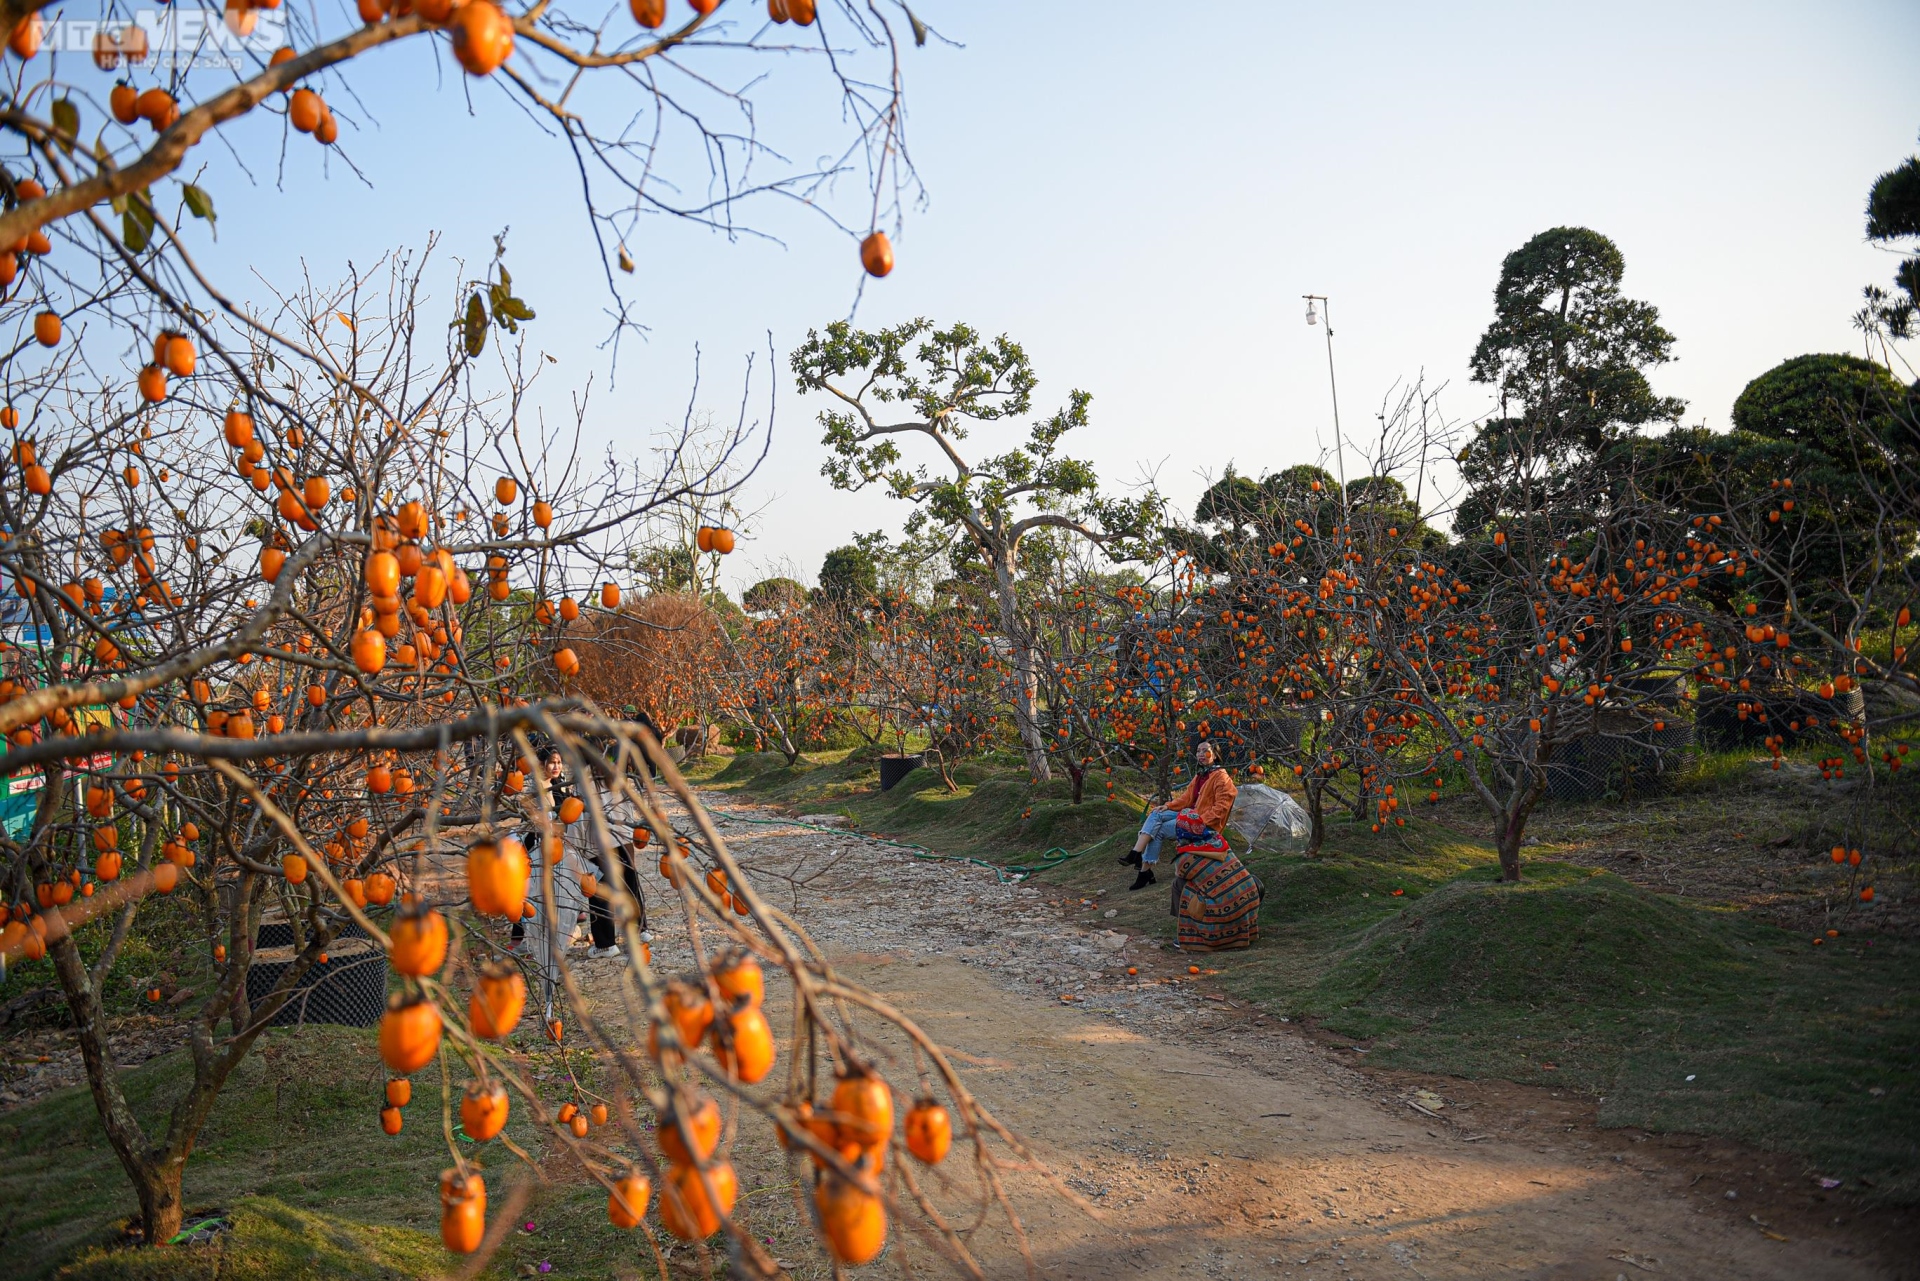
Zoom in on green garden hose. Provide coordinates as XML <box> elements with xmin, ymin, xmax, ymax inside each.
<box><xmin>710</xmin><ymin>811</ymin><xmax>1118</xmax><ymax>883</ymax></box>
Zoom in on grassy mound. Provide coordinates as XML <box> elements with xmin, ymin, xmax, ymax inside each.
<box><xmin>1313</xmin><ymin>864</ymin><xmax>1745</xmax><ymax>1009</ymax></box>
<box><xmin>0</xmin><ymin>1027</ymin><xmax>468</xmax><ymax>1279</ymax></box>
<box><xmin>1290</xmin><ymin>864</ymin><xmax>1918</xmax><ymax>1198</ymax></box>
<box><xmin>52</xmin><ymin>1198</ymin><xmax>442</xmax><ymax>1280</ymax></box>
<box><xmin>849</xmin><ymin>774</ymin><xmax>1137</xmax><ymax>858</ymax></box>
<box><xmin>712</xmin><ymin>750</ymin><xmax>799</xmax><ymax>782</ymax></box>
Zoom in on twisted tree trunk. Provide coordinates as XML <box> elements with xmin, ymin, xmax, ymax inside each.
<box><xmin>989</xmin><ymin>545</ymin><xmax>1052</xmax><ymax>782</ymax></box>
<box><xmin>1303</xmin><ymin>774</ymin><xmax>1328</xmax><ymax>857</ymax></box>
<box><xmin>48</xmin><ymin>928</ymin><xmax>185</xmax><ymax>1244</ymax></box>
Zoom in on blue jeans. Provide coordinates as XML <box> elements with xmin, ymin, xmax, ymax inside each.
<box><xmin>1138</xmin><ymin>809</ymin><xmax>1182</xmax><ymax>866</ymax></box>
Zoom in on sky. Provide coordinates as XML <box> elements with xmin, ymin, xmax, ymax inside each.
<box><xmin>118</xmin><ymin>0</ymin><xmax>1920</xmax><ymax>595</ymax></box>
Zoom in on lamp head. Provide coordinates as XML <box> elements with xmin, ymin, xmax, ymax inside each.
<box><xmin>1305</xmin><ymin>299</ymin><xmax>1318</xmax><ymax>326</ymax></box>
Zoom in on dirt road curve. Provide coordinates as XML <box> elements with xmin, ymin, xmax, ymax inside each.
<box><xmin>603</xmin><ymin>796</ymin><xmax>1907</xmax><ymax>1281</ymax></box>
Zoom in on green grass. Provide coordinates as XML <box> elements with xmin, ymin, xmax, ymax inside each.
<box><xmin>0</xmin><ymin>891</ymin><xmax>213</xmax><ymax>1022</ymax></box>
<box><xmin>50</xmin><ymin>1199</ymin><xmax>449</xmax><ymax>1281</ymax></box>
<box><xmin>706</xmin><ymin>748</ymin><xmax>1920</xmax><ymax>1203</ymax></box>
<box><xmin>0</xmin><ymin>1025</ymin><xmax>660</xmax><ymax>1280</ymax></box>
<box><xmin>703</xmin><ymin>747</ymin><xmax>1143</xmax><ymax>864</ymax></box>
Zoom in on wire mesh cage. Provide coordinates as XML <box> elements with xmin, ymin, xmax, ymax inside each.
<box><xmin>245</xmin><ymin>921</ymin><xmax>388</xmax><ymax>1029</ymax></box>
<box><xmin>1543</xmin><ymin>721</ymin><xmax>1697</xmax><ymax>803</ymax></box>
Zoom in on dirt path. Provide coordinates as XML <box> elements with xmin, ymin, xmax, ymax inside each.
<box><xmin>581</xmin><ymin>794</ymin><xmax>1911</xmax><ymax>1281</ymax></box>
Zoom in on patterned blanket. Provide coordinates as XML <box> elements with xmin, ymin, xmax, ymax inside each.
<box><xmin>1171</xmin><ymin>831</ymin><xmax>1261</xmax><ymax>952</ymax></box>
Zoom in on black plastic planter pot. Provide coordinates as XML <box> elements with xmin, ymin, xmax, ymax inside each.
<box><xmin>1542</xmin><ymin>721</ymin><xmax>1696</xmax><ymax>803</ymax></box>
<box><xmin>878</xmin><ymin>753</ymin><xmax>923</xmax><ymax>792</ymax></box>
<box><xmin>244</xmin><ymin>923</ymin><xmax>387</xmax><ymax>1029</ymax></box>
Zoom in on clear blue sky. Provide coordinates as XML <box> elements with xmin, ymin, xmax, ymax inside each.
<box><xmin>163</xmin><ymin>0</ymin><xmax>1920</xmax><ymax>595</ymax></box>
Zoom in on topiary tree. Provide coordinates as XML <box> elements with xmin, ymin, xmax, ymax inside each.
<box><xmin>1459</xmin><ymin>226</ymin><xmax>1684</xmax><ymax>530</ymax></box>
<box><xmin>1723</xmin><ymin>353</ymin><xmax>1916</xmax><ymax>613</ymax></box>
<box><xmin>742</xmin><ymin>576</ymin><xmax>809</xmax><ymax>614</ymax></box>
<box><xmin>1732</xmin><ymin>353</ymin><xmax>1911</xmax><ymax>475</ymax></box>
<box><xmin>817</xmin><ymin>543</ymin><xmax>880</xmax><ymax>604</ymax></box>
<box><xmin>1191</xmin><ymin>468</ymin><xmax>1266</xmax><ymax>553</ymax></box>
<box><xmin>793</xmin><ymin>319</ymin><xmax>1162</xmax><ymax>781</ymax></box>
<box><xmin>1862</xmin><ymin>135</ymin><xmax>1920</xmax><ymax>339</ymax></box>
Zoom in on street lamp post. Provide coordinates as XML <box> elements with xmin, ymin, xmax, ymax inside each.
<box><xmin>1303</xmin><ymin>295</ymin><xmax>1346</xmax><ymax>492</ymax></box>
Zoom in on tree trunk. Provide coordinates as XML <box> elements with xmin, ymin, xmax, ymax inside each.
<box><xmin>988</xmin><ymin>544</ymin><xmax>1051</xmax><ymax>782</ymax></box>
<box><xmin>1303</xmin><ymin>775</ymin><xmax>1327</xmax><ymax>858</ymax></box>
<box><xmin>134</xmin><ymin>1162</ymin><xmax>187</xmax><ymax>1245</ymax></box>
<box><xmin>48</xmin><ymin>926</ymin><xmax>184</xmax><ymax>1244</ymax></box>
<box><xmin>1491</xmin><ymin>758</ymin><xmax>1551</xmax><ymax>883</ymax></box>
<box><xmin>1006</xmin><ymin>637</ymin><xmax>1052</xmax><ymax>782</ymax></box>
<box><xmin>1496</xmin><ymin>815</ymin><xmax>1525</xmax><ymax>882</ymax></box>
<box><xmin>767</xmin><ymin>690</ymin><xmax>800</xmax><ymax>764</ymax></box>
<box><xmin>1066</xmin><ymin>759</ymin><xmax>1084</xmax><ymax>805</ymax></box>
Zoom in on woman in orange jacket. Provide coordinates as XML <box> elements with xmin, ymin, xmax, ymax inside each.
<box><xmin>1119</xmin><ymin>741</ymin><xmax>1237</xmax><ymax>890</ymax></box>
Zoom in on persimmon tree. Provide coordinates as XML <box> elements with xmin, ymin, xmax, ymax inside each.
<box><xmin>1016</xmin><ymin>546</ymin><xmax>1212</xmax><ymax>805</ymax></box>
<box><xmin>0</xmin><ymin>251</ymin><xmax>728</xmax><ymax>1239</ymax></box>
<box><xmin>575</xmin><ymin>590</ymin><xmax>746</xmax><ymax>750</ymax></box>
<box><xmin>1618</xmin><ymin>147</ymin><xmax>1920</xmax><ymax>889</ymax></box>
<box><xmin>1170</xmin><ymin>465</ymin><xmax>1402</xmax><ymax>852</ymax></box>
<box><xmin>862</xmin><ymin>588</ymin><xmax>1010</xmax><ymax>789</ymax></box>
<box><xmin>0</xmin><ymin>260</ymin><xmax>1079</xmax><ymax>1275</ymax></box>
<box><xmin>793</xmin><ymin>318</ymin><xmax>1161</xmax><ymax>781</ymax></box>
<box><xmin>1022</xmin><ymin>552</ymin><xmax>1155</xmax><ymax>805</ymax></box>
<box><xmin>1697</xmin><ymin>362</ymin><xmax>1918</xmax><ymax>890</ymax></box>
<box><xmin>1350</xmin><ymin>431</ymin><xmax>1757</xmax><ymax>880</ymax></box>
<box><xmin>719</xmin><ymin>590</ymin><xmax>841</xmax><ymax>763</ymax></box>
<box><xmin>1726</xmin><ymin>141</ymin><xmax>1920</xmax><ymax>832</ymax></box>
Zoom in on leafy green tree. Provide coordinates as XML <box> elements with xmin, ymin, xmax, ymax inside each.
<box><xmin>1193</xmin><ymin>469</ymin><xmax>1266</xmax><ymax>546</ymax></box>
<box><xmin>1171</xmin><ymin>470</ymin><xmax>1263</xmax><ymax>572</ymax></box>
<box><xmin>1460</xmin><ymin>227</ymin><xmax>1684</xmax><ymax>529</ymax></box>
<box><xmin>1732</xmin><ymin>354</ymin><xmax>1911</xmax><ymax>481</ymax></box>
<box><xmin>1862</xmin><ymin>137</ymin><xmax>1920</xmax><ymax>338</ymax></box>
<box><xmin>629</xmin><ymin>544</ymin><xmax>697</xmax><ymax>594</ymax></box>
<box><xmin>817</xmin><ymin>545</ymin><xmax>881</xmax><ymax>604</ymax></box>
<box><xmin>1346</xmin><ymin>475</ymin><xmax>1407</xmax><ymax>509</ymax></box>
<box><xmin>1727</xmin><ymin>353</ymin><xmax>1918</xmax><ymax>618</ymax></box>
<box><xmin>743</xmin><ymin>577</ymin><xmax>809</xmax><ymax>614</ymax></box>
<box><xmin>793</xmin><ymin>319</ymin><xmax>1162</xmax><ymax>780</ymax></box>
<box><xmin>1261</xmin><ymin>464</ymin><xmax>1343</xmax><ymax>511</ymax></box>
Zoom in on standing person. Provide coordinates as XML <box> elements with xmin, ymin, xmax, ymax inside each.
<box><xmin>580</xmin><ymin>753</ymin><xmax>650</xmax><ymax>959</ymax></box>
<box><xmin>1119</xmin><ymin>740</ymin><xmax>1237</xmax><ymax>891</ymax></box>
<box><xmin>511</xmin><ymin>749</ymin><xmax>586</xmax><ymax>953</ymax></box>
<box><xmin>624</xmin><ymin>705</ymin><xmax>663</xmax><ymax>778</ymax></box>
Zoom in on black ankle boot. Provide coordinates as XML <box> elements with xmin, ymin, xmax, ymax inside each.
<box><xmin>1118</xmin><ymin>848</ymin><xmax>1142</xmax><ymax>868</ymax></box>
<box><xmin>1128</xmin><ymin>867</ymin><xmax>1157</xmax><ymax>891</ymax></box>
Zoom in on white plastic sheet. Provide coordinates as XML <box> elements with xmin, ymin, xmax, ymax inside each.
<box><xmin>1227</xmin><ymin>783</ymin><xmax>1312</xmax><ymax>848</ymax></box>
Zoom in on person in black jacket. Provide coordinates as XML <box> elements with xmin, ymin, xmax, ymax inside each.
<box><xmin>624</xmin><ymin>705</ymin><xmax>663</xmax><ymax>778</ymax></box>
<box><xmin>582</xmin><ymin>754</ymin><xmax>649</xmax><ymax>959</ymax></box>
<box><xmin>510</xmin><ymin>749</ymin><xmax>581</xmax><ymax>950</ymax></box>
